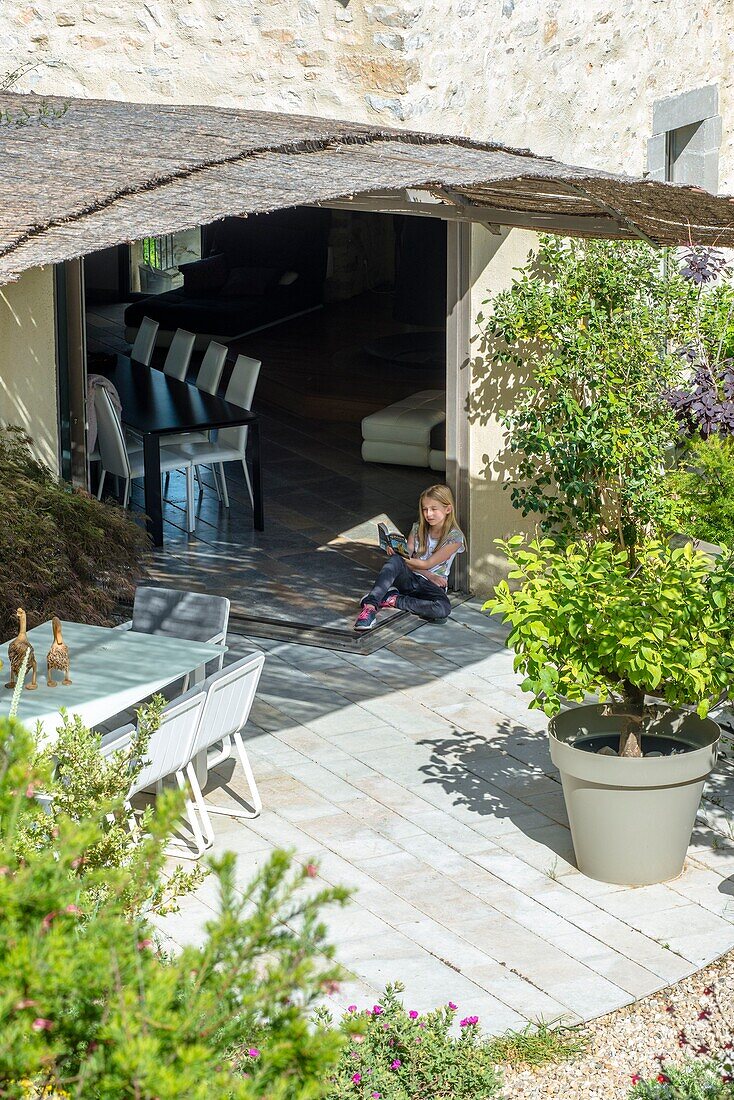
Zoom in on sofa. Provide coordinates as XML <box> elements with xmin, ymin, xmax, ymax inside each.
<box><xmin>124</xmin><ymin>208</ymin><xmax>331</xmax><ymax>349</ymax></box>
<box><xmin>361</xmin><ymin>390</ymin><xmax>446</xmax><ymax>470</ymax></box>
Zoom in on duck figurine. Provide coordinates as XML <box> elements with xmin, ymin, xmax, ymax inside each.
<box><xmin>46</xmin><ymin>617</ymin><xmax>71</xmax><ymax>687</ymax></box>
<box><xmin>5</xmin><ymin>607</ymin><xmax>38</xmax><ymax>691</ymax></box>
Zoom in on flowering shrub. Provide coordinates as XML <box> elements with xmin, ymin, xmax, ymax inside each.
<box><xmin>629</xmin><ymin>1059</ymin><xmax>734</xmax><ymax>1098</ymax></box>
<box><xmin>0</xmin><ymin>717</ymin><xmax>349</xmax><ymax>1099</ymax></box>
<box><xmin>628</xmin><ymin>983</ymin><xmax>734</xmax><ymax>1099</ymax></box>
<box><xmin>319</xmin><ymin>983</ymin><xmax>501</xmax><ymax>1099</ymax></box>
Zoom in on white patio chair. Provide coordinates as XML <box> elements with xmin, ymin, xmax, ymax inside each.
<box><xmin>162</xmin><ymin>341</ymin><xmax>229</xmax><ymax>471</ymax></box>
<box><xmin>94</xmin><ymin>387</ymin><xmax>195</xmax><ymax>531</ymax></box>
<box><xmin>185</xmin><ymin>652</ymin><xmax>265</xmax><ymax>845</ymax></box>
<box><xmin>119</xmin><ymin>586</ymin><xmax>229</xmax><ymax>687</ymax></box>
<box><xmin>100</xmin><ymin>688</ymin><xmax>210</xmax><ymax>859</ymax></box>
<box><xmin>130</xmin><ymin>315</ymin><xmax>159</xmax><ymax>366</ymax></box>
<box><xmin>162</xmin><ymin>327</ymin><xmax>196</xmax><ymax>381</ymax></box>
<box><xmin>172</xmin><ymin>353</ymin><xmax>261</xmax><ymax>508</ymax></box>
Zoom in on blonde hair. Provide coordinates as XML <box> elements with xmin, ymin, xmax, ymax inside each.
<box><xmin>415</xmin><ymin>484</ymin><xmax>463</xmax><ymax>554</ymax></box>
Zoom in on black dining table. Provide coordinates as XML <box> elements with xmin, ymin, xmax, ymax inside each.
<box><xmin>98</xmin><ymin>354</ymin><xmax>263</xmax><ymax>546</ymax></box>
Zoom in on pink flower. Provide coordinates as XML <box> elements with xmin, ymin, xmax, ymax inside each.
<box><xmin>448</xmin><ymin>1001</ymin><xmax>458</xmax><ymax>1010</ymax></box>
<box><xmin>32</xmin><ymin>1018</ymin><xmax>53</xmax><ymax>1031</ymax></box>
<box><xmin>390</xmin><ymin>1059</ymin><xmax>401</xmax><ymax>1069</ymax></box>
<box><xmin>657</xmin><ymin>1074</ymin><xmax>669</xmax><ymax>1085</ymax></box>
<box><xmin>64</xmin><ymin>904</ymin><xmax>81</xmax><ymax>915</ymax></box>
<box><xmin>409</xmin><ymin>1010</ymin><xmax>419</xmax><ymax>1019</ymax></box>
<box><xmin>459</xmin><ymin>1015</ymin><xmax>479</xmax><ymax>1028</ymax></box>
<box><xmin>351</xmin><ymin>1073</ymin><xmax>362</xmax><ymax>1084</ymax></box>
<box><xmin>137</xmin><ymin>939</ymin><xmax>153</xmax><ymax>951</ymax></box>
<box><xmin>371</xmin><ymin>1004</ymin><xmax>383</xmax><ymax>1016</ymax></box>
<box><xmin>14</xmin><ymin>999</ymin><xmax>37</xmax><ymax>1010</ymax></box>
<box><xmin>348</xmin><ymin>1005</ymin><xmax>357</xmax><ymax>1013</ymax></box>
<box><xmin>630</xmin><ymin>1074</ymin><xmax>642</xmax><ymax>1085</ymax></box>
<box><xmin>247</xmin><ymin>1048</ymin><xmax>260</xmax><ymax>1059</ymax></box>
<box><xmin>371</xmin><ymin>1093</ymin><xmax>380</xmax><ymax>1098</ymax></box>
<box><xmin>41</xmin><ymin>911</ymin><xmax>58</xmax><ymax>932</ymax></box>
<box><xmin>305</xmin><ymin>863</ymin><xmax>318</xmax><ymax>878</ymax></box>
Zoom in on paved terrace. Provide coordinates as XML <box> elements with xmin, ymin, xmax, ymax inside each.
<box><xmin>156</xmin><ymin>603</ymin><xmax>734</xmax><ymax>1030</ymax></box>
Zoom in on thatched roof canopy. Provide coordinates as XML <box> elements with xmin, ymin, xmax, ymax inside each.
<box><xmin>1</xmin><ymin>91</ymin><xmax>734</xmax><ymax>284</ymax></box>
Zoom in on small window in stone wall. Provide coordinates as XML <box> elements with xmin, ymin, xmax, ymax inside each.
<box><xmin>648</xmin><ymin>85</ymin><xmax>722</xmax><ymax>194</ymax></box>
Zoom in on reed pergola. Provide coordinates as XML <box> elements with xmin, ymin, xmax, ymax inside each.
<box><xmin>1</xmin><ymin>91</ymin><xmax>734</xmax><ymax>285</ymax></box>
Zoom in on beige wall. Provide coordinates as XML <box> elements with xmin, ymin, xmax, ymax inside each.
<box><xmin>465</xmin><ymin>224</ymin><xmax>539</xmax><ymax>599</ymax></box>
<box><xmin>0</xmin><ymin>266</ymin><xmax>58</xmax><ymax>472</ymax></box>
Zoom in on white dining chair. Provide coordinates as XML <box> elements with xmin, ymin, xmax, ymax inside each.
<box><xmin>170</xmin><ymin>354</ymin><xmax>261</xmax><ymax>508</ymax></box>
<box><xmin>118</xmin><ymin>586</ymin><xmax>229</xmax><ymax>688</ymax></box>
<box><xmin>163</xmin><ymin>341</ymin><xmax>229</xmax><ymax>449</ymax></box>
<box><xmin>162</xmin><ymin>328</ymin><xmax>196</xmax><ymax>381</ymax></box>
<box><xmin>130</xmin><ymin>316</ymin><xmax>159</xmax><ymax>366</ymax></box>
<box><xmin>101</xmin><ymin>687</ymin><xmax>210</xmax><ymax>859</ymax></box>
<box><xmin>94</xmin><ymin>387</ymin><xmax>196</xmax><ymax>532</ymax></box>
<box><xmin>184</xmin><ymin>652</ymin><xmax>265</xmax><ymax>846</ymax></box>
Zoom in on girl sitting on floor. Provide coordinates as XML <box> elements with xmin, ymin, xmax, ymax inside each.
<box><xmin>355</xmin><ymin>483</ymin><xmax>465</xmax><ymax>632</ymax></box>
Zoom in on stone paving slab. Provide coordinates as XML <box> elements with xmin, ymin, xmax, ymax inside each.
<box><xmin>154</xmin><ymin>602</ymin><xmax>734</xmax><ymax>1034</ymax></box>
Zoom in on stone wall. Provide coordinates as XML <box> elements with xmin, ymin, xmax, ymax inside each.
<box><xmin>3</xmin><ymin>1</ymin><xmax>733</xmax><ymax>185</ymax></box>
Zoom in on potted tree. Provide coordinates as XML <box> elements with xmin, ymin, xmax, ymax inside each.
<box><xmin>479</xmin><ymin>237</ymin><xmax>734</xmax><ymax>884</ymax></box>
<box><xmin>490</xmin><ymin>536</ymin><xmax>733</xmax><ymax>884</ymax></box>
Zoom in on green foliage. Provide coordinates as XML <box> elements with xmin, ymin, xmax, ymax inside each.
<box><xmin>485</xmin><ymin>1020</ymin><xmax>586</xmax><ymax>1068</ymax></box>
<box><xmin>13</xmin><ymin>698</ymin><xmax>202</xmax><ymax>917</ymax></box>
<box><xmin>477</xmin><ymin>236</ymin><xmax>694</xmax><ymax>546</ymax></box>
<box><xmin>320</xmin><ymin>983</ymin><xmax>502</xmax><ymax>1100</ymax></box>
<box><xmin>668</xmin><ymin>436</ymin><xmax>734</xmax><ymax>549</ymax></box>
<box><xmin>629</xmin><ymin>1059</ymin><xmax>734</xmax><ymax>1099</ymax></box>
<box><xmin>0</xmin><ymin>718</ymin><xmax>349</xmax><ymax>1099</ymax></box>
<box><xmin>487</xmin><ymin>536</ymin><xmax>734</xmax><ymax>717</ymax></box>
<box><xmin>0</xmin><ymin>426</ymin><xmax>148</xmax><ymax>639</ymax></box>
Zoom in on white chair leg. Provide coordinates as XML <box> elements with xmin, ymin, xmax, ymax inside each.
<box><xmin>218</xmin><ymin>463</ymin><xmax>230</xmax><ymax>509</ymax></box>
<box><xmin>185</xmin><ymin>465</ymin><xmax>195</xmax><ymax>532</ymax></box>
<box><xmin>123</xmin><ymin>479</ymin><xmax>131</xmax><ymax>509</ymax></box>
<box><xmin>241</xmin><ymin>459</ymin><xmax>254</xmax><ymax>507</ymax></box>
<box><xmin>205</xmin><ymin>729</ymin><xmax>261</xmax><ymax>819</ymax></box>
<box><xmin>210</xmin><ymin>464</ymin><xmax>223</xmax><ymax>502</ymax></box>
<box><xmin>185</xmin><ymin>761</ymin><xmax>215</xmax><ymax>847</ymax></box>
<box><xmin>163</xmin><ymin>770</ymin><xmax>209</xmax><ymax>860</ymax></box>
<box><xmin>96</xmin><ymin>470</ymin><xmax>106</xmax><ymax>500</ymax></box>
<box><xmin>207</xmin><ymin>733</ymin><xmax>233</xmax><ymax>770</ymax></box>
<box><xmin>164</xmin><ymin>471</ymin><xmax>171</xmax><ymax>494</ymax></box>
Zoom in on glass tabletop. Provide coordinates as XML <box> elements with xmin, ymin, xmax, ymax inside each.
<box><xmin>2</xmin><ymin>621</ymin><xmax>224</xmax><ymax>744</ymax></box>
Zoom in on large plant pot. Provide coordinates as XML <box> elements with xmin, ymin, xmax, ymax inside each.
<box><xmin>549</xmin><ymin>704</ymin><xmax>719</xmax><ymax>886</ymax></box>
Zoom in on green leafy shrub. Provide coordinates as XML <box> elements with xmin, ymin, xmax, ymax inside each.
<box><xmin>0</xmin><ymin>426</ymin><xmax>148</xmax><ymax>639</ymax></box>
<box><xmin>13</xmin><ymin>698</ymin><xmax>203</xmax><ymax>916</ymax></box>
<box><xmin>668</xmin><ymin>435</ymin><xmax>734</xmax><ymax>549</ymax></box>
<box><xmin>0</xmin><ymin>717</ymin><xmax>349</xmax><ymax>1099</ymax></box>
<box><xmin>629</xmin><ymin>1058</ymin><xmax>734</xmax><ymax>1098</ymax></box>
<box><xmin>319</xmin><ymin>983</ymin><xmax>502</xmax><ymax>1099</ymax></box>
<box><xmin>475</xmin><ymin>236</ymin><xmax>694</xmax><ymax>547</ymax></box>
<box><xmin>488</xmin><ymin>536</ymin><xmax>734</xmax><ymax>725</ymax></box>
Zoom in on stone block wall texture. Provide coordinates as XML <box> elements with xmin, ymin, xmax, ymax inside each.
<box><xmin>2</xmin><ymin>0</ymin><xmax>733</xmax><ymax>186</ymax></box>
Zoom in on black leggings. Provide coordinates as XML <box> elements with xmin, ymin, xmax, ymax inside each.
<box><xmin>363</xmin><ymin>555</ymin><xmax>451</xmax><ymax>621</ymax></box>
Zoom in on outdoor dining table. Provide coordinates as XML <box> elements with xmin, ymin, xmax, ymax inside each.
<box><xmin>98</xmin><ymin>354</ymin><xmax>264</xmax><ymax>547</ymax></box>
<box><xmin>3</xmin><ymin>621</ymin><xmax>224</xmax><ymax>747</ymax></box>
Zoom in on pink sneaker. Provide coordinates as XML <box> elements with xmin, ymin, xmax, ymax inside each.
<box><xmin>354</xmin><ymin>604</ymin><xmax>377</xmax><ymax>631</ymax></box>
<box><xmin>380</xmin><ymin>591</ymin><xmax>399</xmax><ymax>610</ymax></box>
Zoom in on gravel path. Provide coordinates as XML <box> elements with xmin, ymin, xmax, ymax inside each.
<box><xmin>502</xmin><ymin>949</ymin><xmax>734</xmax><ymax>1099</ymax></box>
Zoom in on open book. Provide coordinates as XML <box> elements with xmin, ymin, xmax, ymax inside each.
<box><xmin>377</xmin><ymin>522</ymin><xmax>409</xmax><ymax>558</ymax></box>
